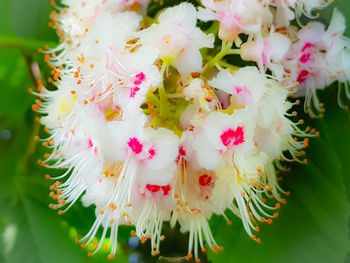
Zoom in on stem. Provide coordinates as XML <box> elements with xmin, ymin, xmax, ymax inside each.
<box><xmin>0</xmin><ymin>35</ymin><xmax>57</xmax><ymax>51</ymax></box>
<box><xmin>206</xmin><ymin>56</ymin><xmax>240</xmax><ymax>71</ymax></box>
<box><xmin>203</xmin><ymin>41</ymin><xmax>233</xmax><ymax>75</ymax></box>
<box><xmin>158</xmin><ymin>62</ymin><xmax>168</xmax><ymax>119</ymax></box>
<box><xmin>227</xmin><ymin>48</ymin><xmax>241</xmax><ymax>55</ymax></box>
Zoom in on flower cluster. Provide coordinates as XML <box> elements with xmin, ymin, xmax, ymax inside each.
<box><xmin>34</xmin><ymin>0</ymin><xmax>349</xmax><ymax>261</ymax></box>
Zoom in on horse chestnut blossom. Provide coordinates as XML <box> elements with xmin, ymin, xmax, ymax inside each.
<box><xmin>32</xmin><ymin>0</ymin><xmax>348</xmax><ymax>261</ymax></box>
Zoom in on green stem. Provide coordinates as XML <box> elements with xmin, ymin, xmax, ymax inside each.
<box><xmin>0</xmin><ymin>35</ymin><xmax>57</xmax><ymax>51</ymax></box>
<box><xmin>158</xmin><ymin>62</ymin><xmax>168</xmax><ymax>119</ymax></box>
<box><xmin>206</xmin><ymin>55</ymin><xmax>240</xmax><ymax>71</ymax></box>
<box><xmin>146</xmin><ymin>92</ymin><xmax>160</xmax><ymax>108</ymax></box>
<box><xmin>227</xmin><ymin>48</ymin><xmax>241</xmax><ymax>55</ymax></box>
<box><xmin>203</xmin><ymin>41</ymin><xmax>233</xmax><ymax>75</ymax></box>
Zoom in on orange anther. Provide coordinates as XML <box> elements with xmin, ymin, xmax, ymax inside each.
<box><xmin>275</xmin><ymin>203</ymin><xmax>281</xmax><ymax>209</ymax></box>
<box><xmin>75</xmin><ymin>238</ymin><xmax>79</xmax><ymax>243</ymax></box>
<box><xmin>45</xmin><ymin>174</ymin><xmax>51</xmax><ymax>180</ymax></box>
<box><xmin>81</xmin><ymin>244</ymin><xmax>86</xmax><ymax>248</ymax></box>
<box><xmin>201</xmin><ymin>248</ymin><xmax>207</xmax><ymax>253</ymax></box>
<box><xmin>32</xmin><ymin>104</ymin><xmax>40</xmax><ymax>111</ymax></box>
<box><xmin>88</xmin><ymin>252</ymin><xmax>93</xmax><ymax>257</ymax></box>
<box><xmin>107</xmin><ymin>254</ymin><xmax>115</xmax><ymax>260</ymax></box>
<box><xmin>281</xmin><ymin>198</ymin><xmax>287</xmax><ymax>204</ymax></box>
<box><xmin>187</xmin><ymin>253</ymin><xmax>193</xmax><ymax>260</ymax></box>
<box><xmin>257</xmin><ymin>238</ymin><xmax>261</xmax><ymax>244</ymax></box>
<box><xmin>252</xmin><ymin>235</ymin><xmax>256</xmax><ymax>240</ymax></box>
<box><xmin>45</xmin><ymin>54</ymin><xmax>50</xmax><ymax>62</ymax></box>
<box><xmin>260</xmin><ymin>217</ymin><xmax>266</xmax><ymax>223</ymax></box>
<box><xmin>255</xmin><ymin>226</ymin><xmax>260</xmax><ymax>232</ymax></box>
<box><xmin>267</xmin><ymin>219</ymin><xmax>273</xmax><ymax>224</ymax></box>
<box><xmin>273</xmin><ymin>212</ymin><xmax>279</xmax><ymax>218</ymax></box>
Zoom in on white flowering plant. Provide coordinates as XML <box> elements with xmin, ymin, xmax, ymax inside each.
<box><xmin>1</xmin><ymin>0</ymin><xmax>350</xmax><ymax>263</ymax></box>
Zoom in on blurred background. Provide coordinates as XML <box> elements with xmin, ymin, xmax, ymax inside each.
<box><xmin>1</xmin><ymin>0</ymin><xmax>350</xmax><ymax>262</ymax></box>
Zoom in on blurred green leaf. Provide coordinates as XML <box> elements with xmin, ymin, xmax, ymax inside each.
<box><xmin>10</xmin><ymin>0</ymin><xmax>57</xmax><ymax>41</ymax></box>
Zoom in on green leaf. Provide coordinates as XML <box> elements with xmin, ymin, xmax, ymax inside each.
<box><xmin>9</xmin><ymin>0</ymin><xmax>57</xmax><ymax>41</ymax></box>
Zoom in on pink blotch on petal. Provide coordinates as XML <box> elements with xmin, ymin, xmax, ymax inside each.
<box><xmin>233</xmin><ymin>126</ymin><xmax>245</xmax><ymax>145</ymax></box>
<box><xmin>134</xmin><ymin>72</ymin><xmax>146</xmax><ymax>86</ymax></box>
<box><xmin>176</xmin><ymin>146</ymin><xmax>186</xmax><ymax>163</ymax></box>
<box><xmin>220</xmin><ymin>126</ymin><xmax>245</xmax><ymax>147</ymax></box>
<box><xmin>88</xmin><ymin>138</ymin><xmax>94</xmax><ymax>149</ymax></box>
<box><xmin>161</xmin><ymin>184</ymin><xmax>171</xmax><ymax>195</ymax></box>
<box><xmin>262</xmin><ymin>41</ymin><xmax>271</xmax><ymax>65</ymax></box>
<box><xmin>128</xmin><ymin>137</ymin><xmax>143</xmax><ymax>154</ymax></box>
<box><xmin>299</xmin><ymin>53</ymin><xmax>311</xmax><ymax>64</ymax></box>
<box><xmin>234</xmin><ymin>86</ymin><xmax>251</xmax><ymax>96</ymax></box>
<box><xmin>129</xmin><ymin>86</ymin><xmax>140</xmax><ymax>98</ymax></box>
<box><xmin>301</xmin><ymin>42</ymin><xmax>313</xmax><ymax>52</ymax></box>
<box><xmin>148</xmin><ymin>147</ymin><xmax>156</xmax><ymax>160</ymax></box>
<box><xmin>145</xmin><ymin>184</ymin><xmax>160</xmax><ymax>193</ymax></box>
<box><xmin>297</xmin><ymin>70</ymin><xmax>309</xmax><ymax>83</ymax></box>
<box><xmin>199</xmin><ymin>174</ymin><xmax>212</xmax><ymax>187</ymax></box>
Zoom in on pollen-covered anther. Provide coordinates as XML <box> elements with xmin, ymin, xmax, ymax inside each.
<box><xmin>107</xmin><ymin>254</ymin><xmax>115</xmax><ymax>260</ymax></box>
<box><xmin>109</xmin><ymin>203</ymin><xmax>117</xmax><ymax>211</ymax></box>
<box><xmin>151</xmin><ymin>250</ymin><xmax>160</xmax><ymax>256</ymax></box>
<box><xmin>186</xmin><ymin>253</ymin><xmax>193</xmax><ymax>260</ymax></box>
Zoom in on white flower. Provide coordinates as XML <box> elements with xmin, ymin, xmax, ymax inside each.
<box><xmin>283</xmin><ymin>9</ymin><xmax>350</xmax><ymax>113</ymax></box>
<box><xmin>198</xmin><ymin>0</ymin><xmax>272</xmax><ymax>43</ymax></box>
<box><xmin>139</xmin><ymin>3</ymin><xmax>214</xmax><ymax>74</ymax></box>
<box><xmin>37</xmin><ymin>1</ymin><xmax>316</xmax><ymax>261</ymax></box>
<box><xmin>241</xmin><ymin>30</ymin><xmax>291</xmax><ymax>79</ymax></box>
